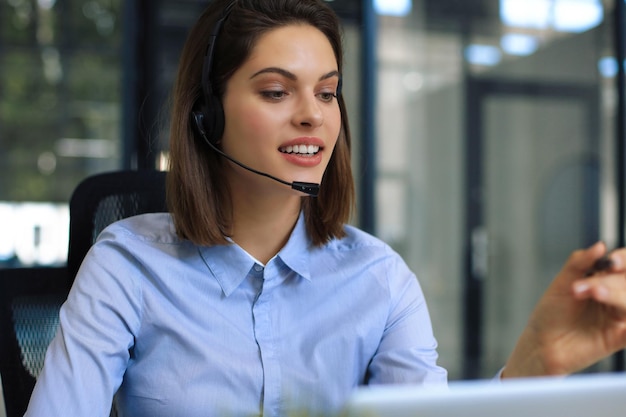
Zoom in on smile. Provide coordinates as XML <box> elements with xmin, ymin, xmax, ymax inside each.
<box><xmin>279</xmin><ymin>144</ymin><xmax>320</xmax><ymax>155</ymax></box>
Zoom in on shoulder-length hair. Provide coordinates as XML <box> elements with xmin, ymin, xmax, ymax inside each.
<box><xmin>166</xmin><ymin>0</ymin><xmax>355</xmax><ymax>247</ymax></box>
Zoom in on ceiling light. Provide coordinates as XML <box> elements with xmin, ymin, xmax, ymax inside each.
<box><xmin>500</xmin><ymin>0</ymin><xmax>550</xmax><ymax>29</ymax></box>
<box><xmin>598</xmin><ymin>57</ymin><xmax>619</xmax><ymax>78</ymax></box>
<box><xmin>374</xmin><ymin>0</ymin><xmax>412</xmax><ymax>17</ymax></box>
<box><xmin>500</xmin><ymin>0</ymin><xmax>604</xmax><ymax>33</ymax></box>
<box><xmin>464</xmin><ymin>45</ymin><xmax>502</xmax><ymax>66</ymax></box>
<box><xmin>501</xmin><ymin>34</ymin><xmax>539</xmax><ymax>56</ymax></box>
<box><xmin>553</xmin><ymin>0</ymin><xmax>603</xmax><ymax>33</ymax></box>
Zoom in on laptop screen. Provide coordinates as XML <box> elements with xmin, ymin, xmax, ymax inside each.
<box><xmin>344</xmin><ymin>372</ymin><xmax>626</xmax><ymax>417</ymax></box>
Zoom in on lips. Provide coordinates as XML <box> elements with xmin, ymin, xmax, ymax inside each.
<box><xmin>278</xmin><ymin>138</ymin><xmax>325</xmax><ymax>166</ymax></box>
<box><xmin>278</xmin><ymin>137</ymin><xmax>325</xmax><ymax>156</ymax></box>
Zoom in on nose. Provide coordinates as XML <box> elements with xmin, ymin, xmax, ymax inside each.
<box><xmin>292</xmin><ymin>94</ymin><xmax>323</xmax><ymax>128</ymax></box>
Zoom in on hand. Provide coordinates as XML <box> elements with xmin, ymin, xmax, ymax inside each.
<box><xmin>502</xmin><ymin>241</ymin><xmax>626</xmax><ymax>378</ymax></box>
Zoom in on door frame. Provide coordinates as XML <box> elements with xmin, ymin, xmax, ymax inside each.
<box><xmin>462</xmin><ymin>76</ymin><xmax>600</xmax><ymax>378</ymax></box>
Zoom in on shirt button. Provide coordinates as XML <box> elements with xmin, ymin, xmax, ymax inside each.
<box><xmin>254</xmin><ymin>264</ymin><xmax>263</xmax><ymax>272</ymax></box>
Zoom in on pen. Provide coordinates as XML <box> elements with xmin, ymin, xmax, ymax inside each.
<box><xmin>585</xmin><ymin>255</ymin><xmax>614</xmax><ymax>277</ymax></box>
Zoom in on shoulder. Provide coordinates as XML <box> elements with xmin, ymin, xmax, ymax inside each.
<box><xmin>327</xmin><ymin>224</ymin><xmax>396</xmax><ymax>256</ymax></box>
<box><xmin>318</xmin><ymin>224</ymin><xmax>410</xmax><ymax>277</ymax></box>
<box><xmin>79</xmin><ymin>213</ymin><xmax>197</xmax><ymax>289</ymax></box>
<box><xmin>314</xmin><ymin>224</ymin><xmax>423</xmax><ymax>306</ymax></box>
<box><xmin>85</xmin><ymin>213</ymin><xmax>190</xmax><ymax>269</ymax></box>
<box><xmin>97</xmin><ymin>212</ymin><xmax>182</xmax><ymax>246</ymax></box>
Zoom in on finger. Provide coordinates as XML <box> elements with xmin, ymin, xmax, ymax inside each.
<box><xmin>573</xmin><ymin>273</ymin><xmax>626</xmax><ymax>312</ymax></box>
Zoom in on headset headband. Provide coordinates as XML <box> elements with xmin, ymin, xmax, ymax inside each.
<box><xmin>201</xmin><ymin>1</ymin><xmax>236</xmax><ymax>105</ymax></box>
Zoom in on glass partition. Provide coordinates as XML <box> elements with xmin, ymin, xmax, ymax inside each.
<box><xmin>374</xmin><ymin>0</ymin><xmax>618</xmax><ymax>379</ymax></box>
<box><xmin>0</xmin><ymin>0</ymin><xmax>122</xmax><ymax>268</ymax></box>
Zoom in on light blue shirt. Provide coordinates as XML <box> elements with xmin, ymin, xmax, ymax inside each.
<box><xmin>26</xmin><ymin>212</ymin><xmax>447</xmax><ymax>417</ymax></box>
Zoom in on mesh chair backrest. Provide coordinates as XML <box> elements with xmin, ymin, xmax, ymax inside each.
<box><xmin>93</xmin><ymin>194</ymin><xmax>143</xmax><ymax>242</ymax></box>
<box><xmin>0</xmin><ymin>267</ymin><xmax>68</xmax><ymax>417</ymax></box>
<box><xmin>68</xmin><ymin>170</ymin><xmax>168</xmax><ymax>279</ymax></box>
<box><xmin>12</xmin><ymin>294</ymin><xmax>65</xmax><ymax>378</ymax></box>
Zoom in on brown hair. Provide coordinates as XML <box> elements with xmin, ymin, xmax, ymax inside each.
<box><xmin>166</xmin><ymin>0</ymin><xmax>355</xmax><ymax>247</ymax></box>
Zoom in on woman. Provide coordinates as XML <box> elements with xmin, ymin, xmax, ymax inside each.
<box><xmin>25</xmin><ymin>0</ymin><xmax>626</xmax><ymax>416</ymax></box>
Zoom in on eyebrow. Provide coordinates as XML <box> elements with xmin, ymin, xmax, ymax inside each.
<box><xmin>250</xmin><ymin>67</ymin><xmax>339</xmax><ymax>82</ymax></box>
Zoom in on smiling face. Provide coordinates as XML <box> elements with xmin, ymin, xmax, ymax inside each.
<box><xmin>220</xmin><ymin>23</ymin><xmax>342</xmax><ymax>197</ymax></box>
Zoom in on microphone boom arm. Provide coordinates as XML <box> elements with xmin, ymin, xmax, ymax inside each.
<box><xmin>192</xmin><ymin>112</ymin><xmax>320</xmax><ymax>197</ymax></box>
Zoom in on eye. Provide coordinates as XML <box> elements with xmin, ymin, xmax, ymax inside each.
<box><xmin>317</xmin><ymin>92</ymin><xmax>337</xmax><ymax>103</ymax></box>
<box><xmin>260</xmin><ymin>90</ymin><xmax>287</xmax><ymax>101</ymax></box>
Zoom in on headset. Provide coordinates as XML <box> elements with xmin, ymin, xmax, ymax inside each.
<box><xmin>194</xmin><ymin>0</ymin><xmax>236</xmax><ymax>145</ymax></box>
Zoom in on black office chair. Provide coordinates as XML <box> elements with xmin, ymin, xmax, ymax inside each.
<box><xmin>0</xmin><ymin>169</ymin><xmax>167</xmax><ymax>417</ymax></box>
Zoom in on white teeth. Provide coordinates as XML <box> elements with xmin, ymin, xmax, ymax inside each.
<box><xmin>280</xmin><ymin>144</ymin><xmax>320</xmax><ymax>155</ymax></box>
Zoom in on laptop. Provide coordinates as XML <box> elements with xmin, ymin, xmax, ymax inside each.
<box><xmin>344</xmin><ymin>372</ymin><xmax>626</xmax><ymax>417</ymax></box>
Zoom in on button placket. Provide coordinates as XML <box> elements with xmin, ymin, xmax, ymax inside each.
<box><xmin>251</xmin><ymin>263</ymin><xmax>282</xmax><ymax>416</ymax></box>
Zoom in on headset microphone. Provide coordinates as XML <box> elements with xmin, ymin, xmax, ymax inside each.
<box><xmin>191</xmin><ymin>112</ymin><xmax>320</xmax><ymax>197</ymax></box>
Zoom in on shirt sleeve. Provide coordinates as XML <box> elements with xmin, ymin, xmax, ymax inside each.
<box><xmin>366</xmin><ymin>248</ymin><xmax>448</xmax><ymax>386</ymax></box>
<box><xmin>25</xmin><ymin>227</ymin><xmax>143</xmax><ymax>417</ymax></box>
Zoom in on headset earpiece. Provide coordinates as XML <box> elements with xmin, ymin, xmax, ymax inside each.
<box><xmin>191</xmin><ymin>111</ymin><xmax>207</xmax><ymax>137</ymax></box>
<box><xmin>198</xmin><ymin>96</ymin><xmax>225</xmax><ymax>145</ymax></box>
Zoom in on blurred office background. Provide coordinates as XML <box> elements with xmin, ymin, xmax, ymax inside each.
<box><xmin>0</xmin><ymin>0</ymin><xmax>624</xmax><ymax>383</ymax></box>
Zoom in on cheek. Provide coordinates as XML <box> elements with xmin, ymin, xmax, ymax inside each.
<box><xmin>226</xmin><ymin>102</ymin><xmax>282</xmax><ymax>140</ymax></box>
<box><xmin>328</xmin><ymin>111</ymin><xmax>342</xmax><ymax>147</ymax></box>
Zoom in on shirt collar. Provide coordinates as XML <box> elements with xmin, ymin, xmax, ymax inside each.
<box><xmin>276</xmin><ymin>212</ymin><xmax>312</xmax><ymax>282</ymax></box>
<box><xmin>198</xmin><ymin>212</ymin><xmax>312</xmax><ymax>297</ymax></box>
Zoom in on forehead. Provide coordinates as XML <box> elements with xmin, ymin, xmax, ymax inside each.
<box><xmin>243</xmin><ymin>24</ymin><xmax>338</xmax><ymax>73</ymax></box>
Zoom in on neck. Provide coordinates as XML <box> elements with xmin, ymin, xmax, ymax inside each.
<box><xmin>229</xmin><ymin>186</ymin><xmax>303</xmax><ymax>264</ymax></box>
